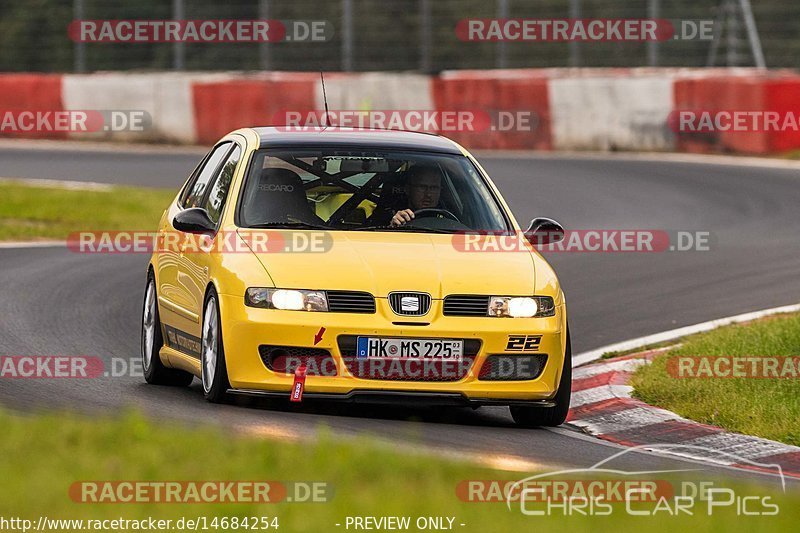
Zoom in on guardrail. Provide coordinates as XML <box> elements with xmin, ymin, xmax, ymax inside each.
<box><xmin>1</xmin><ymin>68</ymin><xmax>799</xmax><ymax>155</ymax></box>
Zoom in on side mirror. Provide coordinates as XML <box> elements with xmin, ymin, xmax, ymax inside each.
<box><xmin>173</xmin><ymin>208</ymin><xmax>216</xmax><ymax>234</ymax></box>
<box><xmin>525</xmin><ymin>217</ymin><xmax>565</xmax><ymax>246</ymax></box>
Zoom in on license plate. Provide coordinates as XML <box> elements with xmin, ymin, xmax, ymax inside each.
<box><xmin>356</xmin><ymin>337</ymin><xmax>464</xmax><ymax>361</ymax></box>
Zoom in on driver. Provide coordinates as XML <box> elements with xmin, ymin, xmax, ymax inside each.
<box><xmin>390</xmin><ymin>165</ymin><xmax>442</xmax><ymax>227</ymax></box>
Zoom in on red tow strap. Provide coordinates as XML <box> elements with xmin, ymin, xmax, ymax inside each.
<box><xmin>290</xmin><ymin>365</ymin><xmax>307</xmax><ymax>402</ymax></box>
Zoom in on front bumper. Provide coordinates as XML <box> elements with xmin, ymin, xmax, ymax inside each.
<box><xmin>218</xmin><ymin>294</ymin><xmax>567</xmax><ymax>402</ymax></box>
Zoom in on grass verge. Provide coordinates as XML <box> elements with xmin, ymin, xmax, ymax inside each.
<box><xmin>631</xmin><ymin>313</ymin><xmax>800</xmax><ymax>446</ymax></box>
<box><xmin>0</xmin><ymin>407</ymin><xmax>798</xmax><ymax>531</ymax></box>
<box><xmin>0</xmin><ymin>181</ymin><xmax>173</xmax><ymax>240</ymax></box>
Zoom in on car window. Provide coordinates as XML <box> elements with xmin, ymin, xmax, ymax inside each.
<box><xmin>181</xmin><ymin>142</ymin><xmax>231</xmax><ymax>209</ymax></box>
<box><xmin>237</xmin><ymin>149</ymin><xmax>510</xmax><ymax>233</ymax></box>
<box><xmin>203</xmin><ymin>145</ymin><xmax>242</xmax><ymax>225</ymax></box>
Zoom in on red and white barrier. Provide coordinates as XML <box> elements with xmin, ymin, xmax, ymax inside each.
<box><xmin>673</xmin><ymin>69</ymin><xmax>800</xmax><ymax>154</ymax></box>
<box><xmin>192</xmin><ymin>72</ymin><xmax>319</xmax><ymax>144</ymax></box>
<box><xmin>1</xmin><ymin>68</ymin><xmax>799</xmax><ymax>155</ymax></box>
<box><xmin>0</xmin><ymin>74</ymin><xmax>65</xmax><ymax>139</ymax></box>
<box><xmin>434</xmin><ymin>69</ymin><xmax>553</xmax><ymax>150</ymax></box>
<box><xmin>316</xmin><ymin>72</ymin><xmax>434</xmax><ymax>111</ymax></box>
<box><xmin>62</xmin><ymin>72</ymin><xmax>233</xmax><ymax>144</ymax></box>
<box><xmin>549</xmin><ymin>70</ymin><xmax>676</xmax><ymax>151</ymax></box>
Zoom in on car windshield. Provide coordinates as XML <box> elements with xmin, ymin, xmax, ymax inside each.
<box><xmin>237</xmin><ymin>149</ymin><xmax>510</xmax><ymax>233</ymax></box>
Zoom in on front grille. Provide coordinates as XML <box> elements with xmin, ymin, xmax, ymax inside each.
<box><xmin>338</xmin><ymin>336</ymin><xmax>481</xmax><ymax>382</ymax></box>
<box><xmin>479</xmin><ymin>354</ymin><xmax>548</xmax><ymax>381</ymax></box>
<box><xmin>443</xmin><ymin>295</ymin><xmax>490</xmax><ymax>316</ymax></box>
<box><xmin>388</xmin><ymin>292</ymin><xmax>431</xmax><ymax>316</ymax></box>
<box><xmin>326</xmin><ymin>290</ymin><xmax>376</xmax><ymax>313</ymax></box>
<box><xmin>259</xmin><ymin>345</ymin><xmax>337</xmax><ymax>376</ymax></box>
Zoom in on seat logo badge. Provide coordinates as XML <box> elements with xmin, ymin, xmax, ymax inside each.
<box><xmin>401</xmin><ymin>296</ymin><xmax>420</xmax><ymax>312</ymax></box>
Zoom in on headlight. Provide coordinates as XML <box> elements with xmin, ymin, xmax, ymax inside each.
<box><xmin>245</xmin><ymin>288</ymin><xmax>329</xmax><ymax>312</ymax></box>
<box><xmin>488</xmin><ymin>296</ymin><xmax>555</xmax><ymax>318</ymax></box>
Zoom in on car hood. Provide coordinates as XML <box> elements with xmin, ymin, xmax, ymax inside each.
<box><xmin>241</xmin><ymin>230</ymin><xmax>537</xmax><ymax>298</ymax></box>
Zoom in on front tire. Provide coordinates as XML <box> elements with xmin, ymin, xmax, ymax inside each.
<box><xmin>142</xmin><ymin>274</ymin><xmax>194</xmax><ymax>386</ymax></box>
<box><xmin>510</xmin><ymin>329</ymin><xmax>572</xmax><ymax>427</ymax></box>
<box><xmin>201</xmin><ymin>287</ymin><xmax>230</xmax><ymax>403</ymax></box>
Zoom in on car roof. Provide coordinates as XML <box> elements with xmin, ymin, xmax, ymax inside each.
<box><xmin>252</xmin><ymin>127</ymin><xmax>463</xmax><ymax>154</ymax></box>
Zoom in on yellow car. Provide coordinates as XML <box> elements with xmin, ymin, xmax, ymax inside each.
<box><xmin>142</xmin><ymin>127</ymin><xmax>571</xmax><ymax>427</ymax></box>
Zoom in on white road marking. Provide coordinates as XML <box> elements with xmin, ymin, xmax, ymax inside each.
<box><xmin>0</xmin><ymin>177</ymin><xmax>113</xmax><ymax>191</ymax></box>
<box><xmin>0</xmin><ymin>241</ymin><xmax>65</xmax><ymax>249</ymax></box>
<box><xmin>681</xmin><ymin>433</ymin><xmax>800</xmax><ymax>461</ymax></box>
<box><xmin>0</xmin><ymin>138</ymin><xmax>206</xmax><ymax>155</ymax></box>
<box><xmin>573</xmin><ymin>303</ymin><xmax>800</xmax><ymax>367</ymax></box>
<box><xmin>572</xmin><ymin>358</ymin><xmax>649</xmax><ymax>379</ymax></box>
<box><xmin>570</xmin><ymin>406</ymin><xmax>682</xmax><ymax>434</ymax></box>
<box><xmin>539</xmin><ymin>428</ymin><xmax>800</xmax><ymax>483</ymax></box>
<box><xmin>570</xmin><ymin>384</ymin><xmax>633</xmax><ymax>408</ymax></box>
<box><xmin>477</xmin><ymin>149</ymin><xmax>800</xmax><ymax>170</ymax></box>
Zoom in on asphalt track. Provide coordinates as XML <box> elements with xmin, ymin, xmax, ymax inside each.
<box><xmin>1</xmin><ymin>142</ymin><xmax>799</xmax><ymax>485</ymax></box>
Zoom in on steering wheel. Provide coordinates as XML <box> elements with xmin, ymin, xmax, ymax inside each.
<box><xmin>412</xmin><ymin>208</ymin><xmax>459</xmax><ymax>222</ymax></box>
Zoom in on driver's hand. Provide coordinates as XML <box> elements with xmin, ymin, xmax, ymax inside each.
<box><xmin>390</xmin><ymin>209</ymin><xmax>415</xmax><ymax>227</ymax></box>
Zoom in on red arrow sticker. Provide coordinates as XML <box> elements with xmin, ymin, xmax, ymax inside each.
<box><xmin>313</xmin><ymin>326</ymin><xmax>326</xmax><ymax>345</ymax></box>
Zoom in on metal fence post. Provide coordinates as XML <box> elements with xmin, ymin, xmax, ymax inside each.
<box><xmin>726</xmin><ymin>0</ymin><xmax>740</xmax><ymax>66</ymax></box>
<box><xmin>259</xmin><ymin>0</ymin><xmax>271</xmax><ymax>71</ymax></box>
<box><xmin>496</xmin><ymin>0</ymin><xmax>509</xmax><ymax>69</ymax></box>
<box><xmin>420</xmin><ymin>0</ymin><xmax>432</xmax><ymax>73</ymax></box>
<box><xmin>647</xmin><ymin>0</ymin><xmax>660</xmax><ymax>67</ymax></box>
<box><xmin>739</xmin><ymin>0</ymin><xmax>766</xmax><ymax>68</ymax></box>
<box><xmin>342</xmin><ymin>0</ymin><xmax>354</xmax><ymax>71</ymax></box>
<box><xmin>569</xmin><ymin>0</ymin><xmax>581</xmax><ymax>67</ymax></box>
<box><xmin>73</xmin><ymin>0</ymin><xmax>86</xmax><ymax>73</ymax></box>
<box><xmin>172</xmin><ymin>0</ymin><xmax>185</xmax><ymax>70</ymax></box>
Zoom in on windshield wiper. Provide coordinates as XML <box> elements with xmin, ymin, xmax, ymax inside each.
<box><xmin>248</xmin><ymin>222</ymin><xmax>459</xmax><ymax>234</ymax></box>
<box><xmin>354</xmin><ymin>225</ymin><xmax>460</xmax><ymax>234</ymax></box>
<box><xmin>246</xmin><ymin>221</ymin><xmax>330</xmax><ymax>230</ymax></box>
